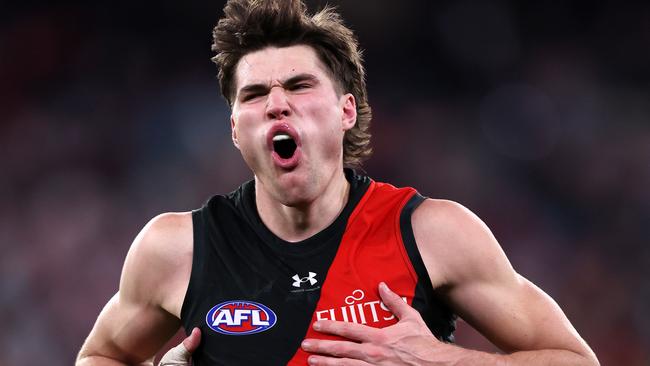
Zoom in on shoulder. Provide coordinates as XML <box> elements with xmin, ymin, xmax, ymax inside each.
<box><xmin>411</xmin><ymin>199</ymin><xmax>491</xmax><ymax>243</ymax></box>
<box><xmin>127</xmin><ymin>212</ymin><xmax>193</xmax><ymax>269</ymax></box>
<box><xmin>411</xmin><ymin>199</ymin><xmax>512</xmax><ymax>287</ymax></box>
<box><xmin>120</xmin><ymin>212</ymin><xmax>193</xmax><ymax>308</ymax></box>
<box><xmin>135</xmin><ymin>211</ymin><xmax>193</xmax><ymax>249</ymax></box>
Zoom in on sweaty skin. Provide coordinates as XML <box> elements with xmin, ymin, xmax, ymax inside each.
<box><xmin>77</xmin><ymin>45</ymin><xmax>598</xmax><ymax>365</ymax></box>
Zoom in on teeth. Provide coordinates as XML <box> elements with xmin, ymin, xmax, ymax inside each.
<box><xmin>272</xmin><ymin>134</ymin><xmax>292</xmax><ymax>142</ymax></box>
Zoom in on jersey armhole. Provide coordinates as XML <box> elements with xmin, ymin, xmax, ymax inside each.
<box><xmin>398</xmin><ymin>193</ymin><xmax>457</xmax><ymax>342</ymax></box>
<box><xmin>179</xmin><ymin>208</ymin><xmax>201</xmax><ymax>331</ymax></box>
<box><xmin>398</xmin><ymin>193</ymin><xmax>431</xmax><ymax>288</ymax></box>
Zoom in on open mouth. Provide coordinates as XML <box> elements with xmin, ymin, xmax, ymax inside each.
<box><xmin>272</xmin><ymin>133</ymin><xmax>297</xmax><ymax>159</ymax></box>
<box><xmin>267</xmin><ymin>123</ymin><xmax>301</xmax><ymax>169</ymax></box>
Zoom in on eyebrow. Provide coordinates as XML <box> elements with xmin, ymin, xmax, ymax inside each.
<box><xmin>237</xmin><ymin>73</ymin><xmax>320</xmax><ymax>96</ymax></box>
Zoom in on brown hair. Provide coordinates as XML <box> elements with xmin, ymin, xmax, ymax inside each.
<box><xmin>212</xmin><ymin>0</ymin><xmax>372</xmax><ymax>167</ymax></box>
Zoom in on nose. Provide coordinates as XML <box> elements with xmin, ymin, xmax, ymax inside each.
<box><xmin>266</xmin><ymin>86</ymin><xmax>291</xmax><ymax>120</ymax></box>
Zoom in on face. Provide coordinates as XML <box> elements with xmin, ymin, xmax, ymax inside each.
<box><xmin>231</xmin><ymin>45</ymin><xmax>357</xmax><ymax>206</ymax></box>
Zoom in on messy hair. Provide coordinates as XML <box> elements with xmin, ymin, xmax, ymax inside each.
<box><xmin>212</xmin><ymin>0</ymin><xmax>372</xmax><ymax>167</ymax></box>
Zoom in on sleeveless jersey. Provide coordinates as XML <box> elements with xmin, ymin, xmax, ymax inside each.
<box><xmin>181</xmin><ymin>170</ymin><xmax>456</xmax><ymax>365</ymax></box>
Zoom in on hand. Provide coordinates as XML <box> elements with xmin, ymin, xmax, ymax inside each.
<box><xmin>301</xmin><ymin>282</ymin><xmax>454</xmax><ymax>365</ymax></box>
<box><xmin>158</xmin><ymin>327</ymin><xmax>201</xmax><ymax>366</ymax></box>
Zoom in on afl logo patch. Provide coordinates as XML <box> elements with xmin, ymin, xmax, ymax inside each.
<box><xmin>206</xmin><ymin>300</ymin><xmax>277</xmax><ymax>335</ymax></box>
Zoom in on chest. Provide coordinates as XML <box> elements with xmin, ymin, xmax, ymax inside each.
<box><xmin>182</xmin><ymin>205</ymin><xmax>422</xmax><ymax>365</ymax></box>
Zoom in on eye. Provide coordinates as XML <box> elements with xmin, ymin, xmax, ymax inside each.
<box><xmin>241</xmin><ymin>92</ymin><xmax>265</xmax><ymax>102</ymax></box>
<box><xmin>290</xmin><ymin>83</ymin><xmax>311</xmax><ymax>91</ymax></box>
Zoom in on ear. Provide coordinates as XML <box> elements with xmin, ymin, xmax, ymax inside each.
<box><xmin>230</xmin><ymin>115</ymin><xmax>240</xmax><ymax>149</ymax></box>
<box><xmin>340</xmin><ymin>93</ymin><xmax>357</xmax><ymax>131</ymax></box>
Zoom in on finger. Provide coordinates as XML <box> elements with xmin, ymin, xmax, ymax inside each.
<box><xmin>378</xmin><ymin>282</ymin><xmax>415</xmax><ymax>320</ymax></box>
<box><xmin>312</xmin><ymin>319</ymin><xmax>378</xmax><ymax>342</ymax></box>
<box><xmin>303</xmin><ymin>339</ymin><xmax>390</xmax><ymax>363</ymax></box>
<box><xmin>302</xmin><ymin>338</ymin><xmax>365</xmax><ymax>359</ymax></box>
<box><xmin>307</xmin><ymin>355</ymin><xmax>372</xmax><ymax>366</ymax></box>
<box><xmin>182</xmin><ymin>327</ymin><xmax>201</xmax><ymax>353</ymax></box>
<box><xmin>158</xmin><ymin>328</ymin><xmax>201</xmax><ymax>366</ymax></box>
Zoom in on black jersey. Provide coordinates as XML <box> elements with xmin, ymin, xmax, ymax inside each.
<box><xmin>180</xmin><ymin>170</ymin><xmax>456</xmax><ymax>365</ymax></box>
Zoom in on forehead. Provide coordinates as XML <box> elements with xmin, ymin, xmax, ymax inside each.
<box><xmin>234</xmin><ymin>45</ymin><xmax>333</xmax><ymax>89</ymax></box>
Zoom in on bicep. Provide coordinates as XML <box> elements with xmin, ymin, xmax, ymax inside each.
<box><xmin>413</xmin><ymin>200</ymin><xmax>591</xmax><ymax>356</ymax></box>
<box><xmin>446</xmin><ymin>271</ymin><xmax>587</xmax><ymax>354</ymax></box>
<box><xmin>79</xmin><ymin>213</ymin><xmax>191</xmax><ymax>363</ymax></box>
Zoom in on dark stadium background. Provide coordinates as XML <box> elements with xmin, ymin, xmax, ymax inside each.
<box><xmin>1</xmin><ymin>1</ymin><xmax>649</xmax><ymax>364</ymax></box>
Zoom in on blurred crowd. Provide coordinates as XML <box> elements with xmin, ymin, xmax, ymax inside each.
<box><xmin>1</xmin><ymin>1</ymin><xmax>648</xmax><ymax>365</ymax></box>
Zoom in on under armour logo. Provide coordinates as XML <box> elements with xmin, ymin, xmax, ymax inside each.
<box><xmin>292</xmin><ymin>272</ymin><xmax>317</xmax><ymax>288</ymax></box>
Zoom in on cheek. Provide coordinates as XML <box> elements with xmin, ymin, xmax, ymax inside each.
<box><xmin>232</xmin><ymin>114</ymin><xmax>265</xmax><ymax>163</ymax></box>
<box><xmin>235</xmin><ymin>126</ymin><xmax>263</xmax><ymax>171</ymax></box>
<box><xmin>233</xmin><ymin>112</ymin><xmax>257</xmax><ymax>145</ymax></box>
<box><xmin>312</xmin><ymin>119</ymin><xmax>344</xmax><ymax>158</ymax></box>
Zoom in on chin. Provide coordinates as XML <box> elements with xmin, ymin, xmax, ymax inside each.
<box><xmin>256</xmin><ymin>158</ymin><xmax>340</xmax><ymax>206</ymax></box>
<box><xmin>274</xmin><ymin>181</ymin><xmax>315</xmax><ymax>207</ymax></box>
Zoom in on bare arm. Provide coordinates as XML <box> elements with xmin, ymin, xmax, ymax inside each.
<box><xmin>413</xmin><ymin>199</ymin><xmax>598</xmax><ymax>365</ymax></box>
<box><xmin>77</xmin><ymin>213</ymin><xmax>193</xmax><ymax>365</ymax></box>
<box><xmin>301</xmin><ymin>199</ymin><xmax>598</xmax><ymax>365</ymax></box>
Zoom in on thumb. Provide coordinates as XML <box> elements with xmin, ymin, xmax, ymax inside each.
<box><xmin>158</xmin><ymin>328</ymin><xmax>201</xmax><ymax>366</ymax></box>
<box><xmin>182</xmin><ymin>327</ymin><xmax>201</xmax><ymax>353</ymax></box>
<box><xmin>378</xmin><ymin>282</ymin><xmax>413</xmax><ymax>320</ymax></box>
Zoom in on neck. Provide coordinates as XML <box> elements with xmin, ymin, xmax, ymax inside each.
<box><xmin>255</xmin><ymin>169</ymin><xmax>350</xmax><ymax>243</ymax></box>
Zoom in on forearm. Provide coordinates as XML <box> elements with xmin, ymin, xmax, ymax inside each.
<box><xmin>501</xmin><ymin>349</ymin><xmax>599</xmax><ymax>366</ymax></box>
<box><xmin>446</xmin><ymin>345</ymin><xmax>599</xmax><ymax>366</ymax></box>
<box><xmin>76</xmin><ymin>355</ymin><xmax>153</xmax><ymax>366</ymax></box>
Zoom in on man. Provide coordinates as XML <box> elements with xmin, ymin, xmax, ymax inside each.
<box><xmin>77</xmin><ymin>0</ymin><xmax>599</xmax><ymax>365</ymax></box>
